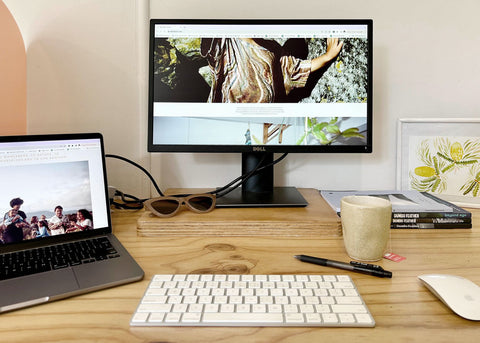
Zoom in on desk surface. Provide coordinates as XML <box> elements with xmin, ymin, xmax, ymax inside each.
<box><xmin>1</xmin><ymin>199</ymin><xmax>480</xmax><ymax>342</ymax></box>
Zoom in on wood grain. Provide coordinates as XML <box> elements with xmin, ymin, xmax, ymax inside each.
<box><xmin>1</xmin><ymin>192</ymin><xmax>480</xmax><ymax>343</ymax></box>
<box><xmin>137</xmin><ymin>188</ymin><xmax>342</xmax><ymax>237</ymax></box>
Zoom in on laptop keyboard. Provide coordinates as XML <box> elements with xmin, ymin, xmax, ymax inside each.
<box><xmin>0</xmin><ymin>237</ymin><xmax>120</xmax><ymax>281</ymax></box>
<box><xmin>131</xmin><ymin>274</ymin><xmax>375</xmax><ymax>327</ymax></box>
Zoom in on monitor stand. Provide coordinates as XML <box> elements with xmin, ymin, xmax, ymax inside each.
<box><xmin>215</xmin><ymin>152</ymin><xmax>308</xmax><ymax>208</ymax></box>
<box><xmin>215</xmin><ymin>186</ymin><xmax>308</xmax><ymax>208</ymax></box>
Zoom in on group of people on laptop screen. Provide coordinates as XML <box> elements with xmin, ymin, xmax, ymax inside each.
<box><xmin>0</xmin><ymin>198</ymin><xmax>93</xmax><ymax>244</ymax></box>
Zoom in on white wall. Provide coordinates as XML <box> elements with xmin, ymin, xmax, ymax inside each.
<box><xmin>5</xmin><ymin>0</ymin><xmax>480</xmax><ymax>198</ymax></box>
<box><xmin>5</xmin><ymin>0</ymin><xmax>151</xmax><ymax>197</ymax></box>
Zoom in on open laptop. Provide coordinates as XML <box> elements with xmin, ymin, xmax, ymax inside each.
<box><xmin>0</xmin><ymin>133</ymin><xmax>144</xmax><ymax>313</ymax></box>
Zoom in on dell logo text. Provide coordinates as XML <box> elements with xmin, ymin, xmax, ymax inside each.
<box><xmin>253</xmin><ymin>147</ymin><xmax>266</xmax><ymax>152</ymax></box>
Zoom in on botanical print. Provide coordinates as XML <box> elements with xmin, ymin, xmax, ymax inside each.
<box><xmin>409</xmin><ymin>137</ymin><xmax>480</xmax><ymax>196</ymax></box>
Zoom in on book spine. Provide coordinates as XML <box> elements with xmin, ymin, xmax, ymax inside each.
<box><xmin>392</xmin><ymin>218</ymin><xmax>471</xmax><ymax>224</ymax></box>
<box><xmin>391</xmin><ymin>223</ymin><xmax>472</xmax><ymax>229</ymax></box>
<box><xmin>392</xmin><ymin>212</ymin><xmax>471</xmax><ymax>219</ymax></box>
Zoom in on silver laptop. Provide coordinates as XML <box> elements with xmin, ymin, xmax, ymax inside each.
<box><xmin>0</xmin><ymin>133</ymin><xmax>144</xmax><ymax>313</ymax></box>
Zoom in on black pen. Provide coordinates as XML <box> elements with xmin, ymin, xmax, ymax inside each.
<box><xmin>294</xmin><ymin>255</ymin><xmax>392</xmax><ymax>278</ymax></box>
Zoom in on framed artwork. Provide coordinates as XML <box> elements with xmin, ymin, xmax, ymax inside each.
<box><xmin>397</xmin><ymin>118</ymin><xmax>480</xmax><ymax>207</ymax></box>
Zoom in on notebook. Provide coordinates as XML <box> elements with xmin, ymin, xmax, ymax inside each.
<box><xmin>0</xmin><ymin>133</ymin><xmax>144</xmax><ymax>313</ymax></box>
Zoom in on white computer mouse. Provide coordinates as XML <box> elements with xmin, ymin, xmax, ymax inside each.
<box><xmin>418</xmin><ymin>274</ymin><xmax>480</xmax><ymax>321</ymax></box>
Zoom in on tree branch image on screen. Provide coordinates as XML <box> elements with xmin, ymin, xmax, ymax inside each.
<box><xmin>147</xmin><ymin>19</ymin><xmax>373</xmax><ymax>207</ymax></box>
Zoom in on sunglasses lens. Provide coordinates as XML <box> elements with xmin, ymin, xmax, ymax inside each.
<box><xmin>149</xmin><ymin>199</ymin><xmax>179</xmax><ymax>215</ymax></box>
<box><xmin>188</xmin><ymin>196</ymin><xmax>214</xmax><ymax>211</ymax></box>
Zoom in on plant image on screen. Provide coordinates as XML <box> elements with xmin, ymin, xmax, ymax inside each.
<box><xmin>296</xmin><ymin>117</ymin><xmax>365</xmax><ymax>145</ymax></box>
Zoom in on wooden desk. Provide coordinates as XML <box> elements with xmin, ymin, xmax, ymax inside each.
<box><xmin>1</xmin><ymin>204</ymin><xmax>480</xmax><ymax>342</ymax></box>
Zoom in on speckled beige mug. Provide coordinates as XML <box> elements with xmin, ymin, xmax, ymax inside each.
<box><xmin>340</xmin><ymin>195</ymin><xmax>392</xmax><ymax>261</ymax></box>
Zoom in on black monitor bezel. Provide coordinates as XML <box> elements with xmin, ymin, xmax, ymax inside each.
<box><xmin>147</xmin><ymin>18</ymin><xmax>373</xmax><ymax>154</ymax></box>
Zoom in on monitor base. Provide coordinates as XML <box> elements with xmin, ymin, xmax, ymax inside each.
<box><xmin>215</xmin><ymin>187</ymin><xmax>308</xmax><ymax>208</ymax></box>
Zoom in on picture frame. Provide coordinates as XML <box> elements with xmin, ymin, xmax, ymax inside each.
<box><xmin>396</xmin><ymin>118</ymin><xmax>480</xmax><ymax>208</ymax></box>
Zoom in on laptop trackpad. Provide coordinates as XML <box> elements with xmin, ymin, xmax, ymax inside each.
<box><xmin>0</xmin><ymin>269</ymin><xmax>79</xmax><ymax>311</ymax></box>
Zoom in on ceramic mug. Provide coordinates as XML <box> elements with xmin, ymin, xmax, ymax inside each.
<box><xmin>340</xmin><ymin>195</ymin><xmax>392</xmax><ymax>261</ymax></box>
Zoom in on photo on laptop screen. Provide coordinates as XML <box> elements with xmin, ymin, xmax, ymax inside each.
<box><xmin>0</xmin><ymin>137</ymin><xmax>109</xmax><ymax>246</ymax></box>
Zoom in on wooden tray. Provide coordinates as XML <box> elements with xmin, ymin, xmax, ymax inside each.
<box><xmin>136</xmin><ymin>188</ymin><xmax>341</xmax><ymax>237</ymax></box>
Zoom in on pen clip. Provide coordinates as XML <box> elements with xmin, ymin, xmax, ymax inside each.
<box><xmin>349</xmin><ymin>261</ymin><xmax>385</xmax><ymax>271</ymax></box>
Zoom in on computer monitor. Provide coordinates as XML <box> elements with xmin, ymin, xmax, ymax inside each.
<box><xmin>148</xmin><ymin>19</ymin><xmax>373</xmax><ymax>207</ymax></box>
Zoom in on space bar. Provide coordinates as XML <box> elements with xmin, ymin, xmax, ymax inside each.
<box><xmin>203</xmin><ymin>313</ymin><xmax>284</xmax><ymax>323</ymax></box>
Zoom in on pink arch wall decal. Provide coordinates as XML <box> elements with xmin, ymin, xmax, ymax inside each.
<box><xmin>0</xmin><ymin>0</ymin><xmax>26</xmax><ymax>135</ymax></box>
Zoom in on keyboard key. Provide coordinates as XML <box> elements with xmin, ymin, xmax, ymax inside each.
<box><xmin>131</xmin><ymin>312</ymin><xmax>149</xmax><ymax>323</ymax></box>
<box><xmin>137</xmin><ymin>304</ymin><xmax>171</xmax><ymax>312</ymax></box>
<box><xmin>182</xmin><ymin>312</ymin><xmax>202</xmax><ymax>323</ymax></box>
<box><xmin>142</xmin><ymin>295</ymin><xmax>167</xmax><ymax>303</ymax></box>
<box><xmin>335</xmin><ymin>296</ymin><xmax>363</xmax><ymax>305</ymax></box>
<box><xmin>355</xmin><ymin>313</ymin><xmax>375</xmax><ymax>324</ymax></box>
<box><xmin>305</xmin><ymin>313</ymin><xmax>322</xmax><ymax>323</ymax></box>
<box><xmin>203</xmin><ymin>312</ymin><xmax>284</xmax><ymax>324</ymax></box>
<box><xmin>285</xmin><ymin>313</ymin><xmax>304</xmax><ymax>323</ymax></box>
<box><xmin>322</xmin><ymin>313</ymin><xmax>339</xmax><ymax>324</ymax></box>
<box><xmin>148</xmin><ymin>313</ymin><xmax>165</xmax><ymax>322</ymax></box>
<box><xmin>331</xmin><ymin>304</ymin><xmax>368</xmax><ymax>313</ymax></box>
<box><xmin>339</xmin><ymin>313</ymin><xmax>356</xmax><ymax>323</ymax></box>
<box><xmin>164</xmin><ymin>312</ymin><xmax>181</xmax><ymax>323</ymax></box>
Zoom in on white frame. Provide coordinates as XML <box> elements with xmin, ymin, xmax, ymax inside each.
<box><xmin>396</xmin><ymin>118</ymin><xmax>480</xmax><ymax>208</ymax></box>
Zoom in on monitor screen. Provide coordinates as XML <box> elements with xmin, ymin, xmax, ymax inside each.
<box><xmin>147</xmin><ymin>19</ymin><xmax>373</xmax><ymax>206</ymax></box>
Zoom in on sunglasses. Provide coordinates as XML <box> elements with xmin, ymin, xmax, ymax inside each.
<box><xmin>144</xmin><ymin>193</ymin><xmax>216</xmax><ymax>217</ymax></box>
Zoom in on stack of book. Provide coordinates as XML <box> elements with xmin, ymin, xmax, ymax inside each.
<box><xmin>320</xmin><ymin>190</ymin><xmax>472</xmax><ymax>229</ymax></box>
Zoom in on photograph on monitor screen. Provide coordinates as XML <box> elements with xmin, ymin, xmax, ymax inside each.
<box><xmin>151</xmin><ymin>32</ymin><xmax>369</xmax><ymax>146</ymax></box>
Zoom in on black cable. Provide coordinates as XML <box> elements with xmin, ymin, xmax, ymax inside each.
<box><xmin>106</xmin><ymin>154</ymin><xmax>164</xmax><ymax>197</ymax></box>
<box><xmin>166</xmin><ymin>153</ymin><xmax>288</xmax><ymax>199</ymax></box>
<box><xmin>105</xmin><ymin>152</ymin><xmax>288</xmax><ymax>205</ymax></box>
<box><xmin>110</xmin><ymin>190</ymin><xmax>144</xmax><ymax>210</ymax></box>
<box><xmin>212</xmin><ymin>153</ymin><xmax>288</xmax><ymax>198</ymax></box>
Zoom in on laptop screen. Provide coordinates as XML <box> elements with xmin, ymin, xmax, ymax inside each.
<box><xmin>0</xmin><ymin>134</ymin><xmax>110</xmax><ymax>247</ymax></box>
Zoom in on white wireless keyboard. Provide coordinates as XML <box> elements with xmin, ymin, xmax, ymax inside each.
<box><xmin>130</xmin><ymin>274</ymin><xmax>375</xmax><ymax>327</ymax></box>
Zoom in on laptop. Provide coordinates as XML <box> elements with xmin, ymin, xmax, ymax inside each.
<box><xmin>0</xmin><ymin>133</ymin><xmax>144</xmax><ymax>313</ymax></box>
